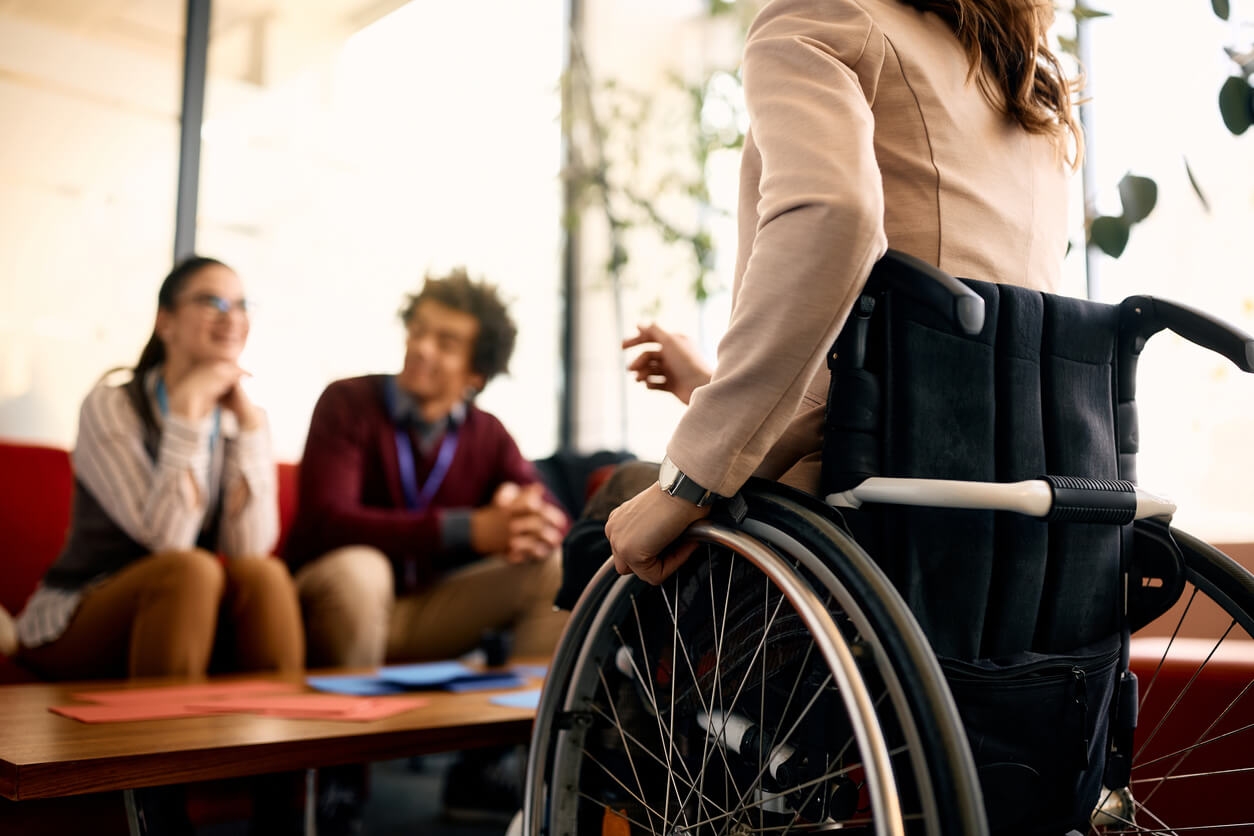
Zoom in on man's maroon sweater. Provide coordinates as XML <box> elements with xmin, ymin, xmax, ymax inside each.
<box><xmin>283</xmin><ymin>374</ymin><xmax>546</xmax><ymax>592</ymax></box>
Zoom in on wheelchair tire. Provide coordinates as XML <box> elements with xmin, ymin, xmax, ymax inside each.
<box><xmin>1094</xmin><ymin>529</ymin><xmax>1254</xmax><ymax>834</ymax></box>
<box><xmin>523</xmin><ymin>482</ymin><xmax>987</xmax><ymax>836</ymax></box>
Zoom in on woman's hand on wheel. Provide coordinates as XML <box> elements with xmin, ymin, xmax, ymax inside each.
<box><xmin>606</xmin><ymin>484</ymin><xmax>710</xmax><ymax>585</ymax></box>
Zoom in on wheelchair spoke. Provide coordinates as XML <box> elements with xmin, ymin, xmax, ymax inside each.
<box><xmin>673</xmin><ymin>747</ymin><xmax>908</xmax><ymax>834</ymax></box>
<box><xmin>713</xmin><ymin>576</ymin><xmax>790</xmax><ymax>739</ymax></box>
<box><xmin>611</xmin><ymin>615</ymin><xmax>682</xmax><ymax>821</ymax></box>
<box><xmin>579</xmin><ymin>713</ymin><xmax>733</xmax><ymax>823</ymax></box>
<box><xmin>1136</xmin><ymin>611</ymin><xmax>1235</xmax><ymax>765</ymax></box>
<box><xmin>617</xmin><ymin>604</ymin><xmax>700</xmax><ymax>827</ymax></box>
<box><xmin>1136</xmin><ymin>587</ymin><xmax>1200</xmax><ymax>716</ymax></box>
<box><xmin>686</xmin><ymin>566</ymin><xmax>792</xmax><ymax>826</ymax></box>
<box><xmin>659</xmin><ymin>569</ymin><xmax>745</xmax><ymax>825</ymax></box>
<box><xmin>696</xmin><ymin>560</ymin><xmax>793</xmax><ymax>831</ymax></box>
<box><xmin>579</xmin><ymin>748</ymin><xmax>672</xmax><ymax>825</ymax></box>
<box><xmin>760</xmin><ymin>572</ymin><xmax>770</xmax><ymax>796</ymax></box>
<box><xmin>728</xmin><ymin>671</ymin><xmax>834</xmax><ymax>821</ymax></box>
<box><xmin>710</xmin><ymin>547</ymin><xmax>736</xmax><ymax>811</ymax></box>
<box><xmin>1128</xmin><ymin>796</ymin><xmax>1196</xmax><ymax>834</ymax></box>
<box><xmin>611</xmin><ymin>623</ymin><xmax>659</xmax><ymax>719</ymax></box>
<box><xmin>753</xmin><ymin>633</ymin><xmax>822</xmax><ymax>800</ymax></box>
<box><xmin>663</xmin><ymin>575</ymin><xmax>693</xmax><ymax>833</ymax></box>
<box><xmin>573</xmin><ymin>789</ymin><xmax>657</xmax><ymax>833</ymax></box>
<box><xmin>1133</xmin><ymin>614</ymin><xmax>1249</xmax><ymax>816</ymax></box>
<box><xmin>594</xmin><ymin>667</ymin><xmax>661</xmax><ymax>834</ymax></box>
<box><xmin>1131</xmin><ymin>720</ymin><xmax>1254</xmax><ymax>775</ymax></box>
<box><xmin>1131</xmin><ymin>764</ymin><xmax>1254</xmax><ymax>784</ymax></box>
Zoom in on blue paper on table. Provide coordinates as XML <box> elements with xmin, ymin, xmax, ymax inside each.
<box><xmin>305</xmin><ymin>675</ymin><xmax>407</xmax><ymax>697</ymax></box>
<box><xmin>442</xmin><ymin>674</ymin><xmax>525</xmax><ymax>693</ymax></box>
<box><xmin>379</xmin><ymin>661</ymin><xmax>482</xmax><ymax>687</ymax></box>
<box><xmin>307</xmin><ymin>661</ymin><xmax>523</xmax><ymax>695</ymax></box>
<box><xmin>511</xmin><ymin>664</ymin><xmax>548</xmax><ymax>679</ymax></box>
<box><xmin>381</xmin><ymin>662</ymin><xmax>522</xmax><ymax>690</ymax></box>
<box><xmin>490</xmin><ymin>689</ymin><xmax>542</xmax><ymax>709</ymax></box>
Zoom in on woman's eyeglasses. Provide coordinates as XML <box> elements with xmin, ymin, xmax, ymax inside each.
<box><xmin>181</xmin><ymin>293</ymin><xmax>249</xmax><ymax>316</ymax></box>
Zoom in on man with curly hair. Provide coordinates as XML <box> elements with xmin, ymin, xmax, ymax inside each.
<box><xmin>286</xmin><ymin>267</ymin><xmax>568</xmax><ymax>670</ymax></box>
<box><xmin>284</xmin><ymin>269</ymin><xmax>569</xmax><ymax>831</ymax></box>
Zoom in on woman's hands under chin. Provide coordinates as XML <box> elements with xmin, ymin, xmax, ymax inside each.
<box><xmin>167</xmin><ymin>362</ymin><xmax>259</xmax><ymax>429</ymax></box>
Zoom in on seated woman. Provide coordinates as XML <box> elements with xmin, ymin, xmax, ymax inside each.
<box><xmin>14</xmin><ymin>255</ymin><xmax>303</xmax><ymax>680</ymax></box>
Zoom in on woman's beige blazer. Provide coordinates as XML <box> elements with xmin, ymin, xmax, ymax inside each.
<box><xmin>667</xmin><ymin>0</ymin><xmax>1071</xmax><ymax>497</ymax></box>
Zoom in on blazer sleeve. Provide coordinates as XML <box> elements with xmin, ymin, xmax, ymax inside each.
<box><xmin>667</xmin><ymin>0</ymin><xmax>888</xmax><ymax>497</ymax></box>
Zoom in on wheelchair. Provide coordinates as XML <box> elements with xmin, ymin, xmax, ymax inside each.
<box><xmin>524</xmin><ymin>251</ymin><xmax>1254</xmax><ymax>835</ymax></box>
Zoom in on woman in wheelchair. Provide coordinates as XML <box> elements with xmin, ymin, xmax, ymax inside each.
<box><xmin>605</xmin><ymin>0</ymin><xmax>1081</xmax><ymax>588</ymax></box>
<box><xmin>527</xmin><ymin>1</ymin><xmax>1254</xmax><ymax>835</ymax></box>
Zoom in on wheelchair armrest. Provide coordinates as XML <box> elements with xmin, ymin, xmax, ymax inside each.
<box><xmin>868</xmin><ymin>250</ymin><xmax>986</xmax><ymax>336</ymax></box>
<box><xmin>1120</xmin><ymin>295</ymin><xmax>1254</xmax><ymax>373</ymax></box>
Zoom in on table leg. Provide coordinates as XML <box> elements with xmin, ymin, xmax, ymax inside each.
<box><xmin>305</xmin><ymin>767</ymin><xmax>316</xmax><ymax>835</ymax></box>
<box><xmin>123</xmin><ymin>788</ymin><xmax>142</xmax><ymax>836</ymax></box>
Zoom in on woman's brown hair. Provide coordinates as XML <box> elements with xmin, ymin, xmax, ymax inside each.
<box><xmin>902</xmin><ymin>0</ymin><xmax>1082</xmax><ymax>166</ymax></box>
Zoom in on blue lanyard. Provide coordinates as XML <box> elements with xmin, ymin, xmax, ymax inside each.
<box><xmin>154</xmin><ymin>377</ymin><xmax>220</xmax><ymax>447</ymax></box>
<box><xmin>395</xmin><ymin>425</ymin><xmax>459</xmax><ymax>512</ymax></box>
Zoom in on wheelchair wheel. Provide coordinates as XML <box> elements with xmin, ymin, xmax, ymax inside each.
<box><xmin>1093</xmin><ymin>530</ymin><xmax>1254</xmax><ymax>834</ymax></box>
<box><xmin>524</xmin><ymin>484</ymin><xmax>986</xmax><ymax>836</ymax></box>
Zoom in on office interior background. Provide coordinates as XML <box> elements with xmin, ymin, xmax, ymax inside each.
<box><xmin>0</xmin><ymin>0</ymin><xmax>1250</xmax><ymax>542</ymax></box>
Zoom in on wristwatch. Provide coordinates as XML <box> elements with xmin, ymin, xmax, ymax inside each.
<box><xmin>658</xmin><ymin>455</ymin><xmax>719</xmax><ymax>507</ymax></box>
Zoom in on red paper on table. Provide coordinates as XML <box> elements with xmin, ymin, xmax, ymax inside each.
<box><xmin>72</xmin><ymin>680</ymin><xmax>301</xmax><ymax>705</ymax></box>
<box><xmin>50</xmin><ymin>702</ymin><xmax>217</xmax><ymax>723</ymax></box>
<box><xmin>185</xmin><ymin>694</ymin><xmax>429</xmax><ymax>721</ymax></box>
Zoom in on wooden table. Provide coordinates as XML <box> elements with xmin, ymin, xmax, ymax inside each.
<box><xmin>0</xmin><ymin>669</ymin><xmax>540</xmax><ymax>832</ymax></box>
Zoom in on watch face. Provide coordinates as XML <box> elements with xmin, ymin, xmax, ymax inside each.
<box><xmin>658</xmin><ymin>457</ymin><xmax>680</xmax><ymax>491</ymax></box>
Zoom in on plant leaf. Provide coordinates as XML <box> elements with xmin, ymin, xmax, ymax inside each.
<box><xmin>1073</xmin><ymin>4</ymin><xmax>1112</xmax><ymax>20</ymax></box>
<box><xmin>1212</xmin><ymin>0</ymin><xmax>1230</xmax><ymax>20</ymax></box>
<box><xmin>1183</xmin><ymin>157</ymin><xmax>1211</xmax><ymax>213</ymax></box>
<box><xmin>1090</xmin><ymin>216</ymin><xmax>1130</xmax><ymax>258</ymax></box>
<box><xmin>1219</xmin><ymin>76</ymin><xmax>1253</xmax><ymax>135</ymax></box>
<box><xmin>1117</xmin><ymin>173</ymin><xmax>1158</xmax><ymax>224</ymax></box>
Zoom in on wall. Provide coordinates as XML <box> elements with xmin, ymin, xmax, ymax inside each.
<box><xmin>0</xmin><ymin>0</ymin><xmax>566</xmax><ymax>463</ymax></box>
<box><xmin>0</xmin><ymin>12</ymin><xmax>181</xmax><ymax>448</ymax></box>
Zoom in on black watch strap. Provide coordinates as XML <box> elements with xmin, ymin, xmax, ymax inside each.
<box><xmin>659</xmin><ymin>455</ymin><xmax>718</xmax><ymax>507</ymax></box>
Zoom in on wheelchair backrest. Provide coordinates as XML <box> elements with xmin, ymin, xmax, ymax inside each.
<box><xmin>822</xmin><ymin>259</ymin><xmax>1129</xmax><ymax>660</ymax></box>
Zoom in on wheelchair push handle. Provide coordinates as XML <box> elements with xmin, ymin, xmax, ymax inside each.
<box><xmin>868</xmin><ymin>250</ymin><xmax>986</xmax><ymax>336</ymax></box>
<box><xmin>827</xmin><ymin>476</ymin><xmax>1176</xmax><ymax>523</ymax></box>
<box><xmin>1121</xmin><ymin>295</ymin><xmax>1254</xmax><ymax>373</ymax></box>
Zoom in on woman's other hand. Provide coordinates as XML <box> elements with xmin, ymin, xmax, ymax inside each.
<box><xmin>623</xmin><ymin>323</ymin><xmax>713</xmax><ymax>406</ymax></box>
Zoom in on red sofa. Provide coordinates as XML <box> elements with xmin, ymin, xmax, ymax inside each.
<box><xmin>0</xmin><ymin>438</ymin><xmax>622</xmax><ymax>682</ymax></box>
<box><xmin>0</xmin><ymin>438</ymin><xmax>301</xmax><ymax>682</ymax></box>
